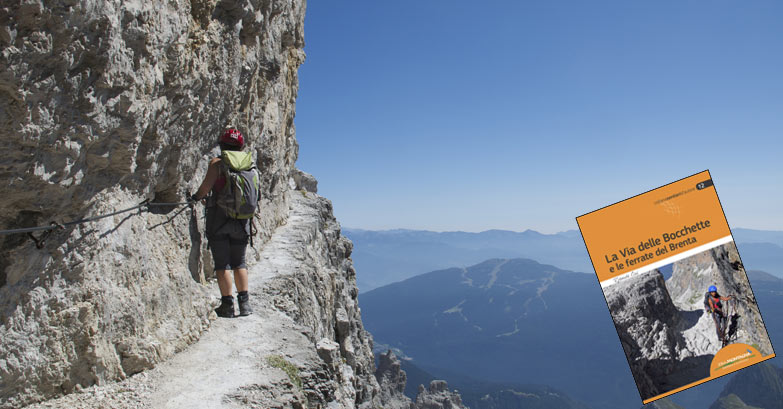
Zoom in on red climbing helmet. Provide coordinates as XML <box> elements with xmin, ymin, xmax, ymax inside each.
<box><xmin>220</xmin><ymin>128</ymin><xmax>244</xmax><ymax>148</ymax></box>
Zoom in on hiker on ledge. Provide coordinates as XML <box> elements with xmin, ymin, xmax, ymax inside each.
<box><xmin>191</xmin><ymin>128</ymin><xmax>261</xmax><ymax>318</ymax></box>
<box><xmin>704</xmin><ymin>285</ymin><xmax>733</xmax><ymax>346</ymax></box>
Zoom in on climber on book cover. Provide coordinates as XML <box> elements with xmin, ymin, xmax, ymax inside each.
<box><xmin>704</xmin><ymin>285</ymin><xmax>734</xmax><ymax>347</ymax></box>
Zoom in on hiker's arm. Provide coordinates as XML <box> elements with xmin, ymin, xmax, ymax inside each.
<box><xmin>193</xmin><ymin>158</ymin><xmax>221</xmax><ymax>200</ymax></box>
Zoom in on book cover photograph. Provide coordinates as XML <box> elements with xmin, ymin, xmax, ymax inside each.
<box><xmin>576</xmin><ymin>170</ymin><xmax>776</xmax><ymax>404</ymax></box>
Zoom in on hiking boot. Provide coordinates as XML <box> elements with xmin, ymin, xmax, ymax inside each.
<box><xmin>237</xmin><ymin>292</ymin><xmax>252</xmax><ymax>317</ymax></box>
<box><xmin>215</xmin><ymin>296</ymin><xmax>235</xmax><ymax>318</ymax></box>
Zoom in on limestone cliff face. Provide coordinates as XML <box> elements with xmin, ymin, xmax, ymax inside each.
<box><xmin>0</xmin><ymin>0</ymin><xmax>304</xmax><ymax>406</ymax></box>
<box><xmin>3</xmin><ymin>2</ymin><xmax>467</xmax><ymax>408</ymax></box>
<box><xmin>605</xmin><ymin>269</ymin><xmax>687</xmax><ymax>399</ymax></box>
<box><xmin>258</xmin><ymin>193</ymin><xmax>383</xmax><ymax>407</ymax></box>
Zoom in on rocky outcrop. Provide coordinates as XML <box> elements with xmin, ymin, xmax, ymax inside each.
<box><xmin>373</xmin><ymin>350</ymin><xmax>469</xmax><ymax>409</ymax></box>
<box><xmin>414</xmin><ymin>380</ymin><xmax>467</xmax><ymax>409</ymax></box>
<box><xmin>666</xmin><ymin>242</ymin><xmax>774</xmax><ymax>356</ymax></box>
<box><xmin>0</xmin><ymin>0</ymin><xmax>306</xmax><ymax>407</ymax></box>
<box><xmin>375</xmin><ymin>350</ymin><xmax>415</xmax><ymax>409</ymax></box>
<box><xmin>291</xmin><ymin>168</ymin><xmax>318</xmax><ymax>193</ymax></box>
<box><xmin>605</xmin><ymin>269</ymin><xmax>688</xmax><ymax>399</ymax></box>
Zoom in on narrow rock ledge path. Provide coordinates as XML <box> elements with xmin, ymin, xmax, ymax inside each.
<box><xmin>25</xmin><ymin>193</ymin><xmax>345</xmax><ymax>409</ymax></box>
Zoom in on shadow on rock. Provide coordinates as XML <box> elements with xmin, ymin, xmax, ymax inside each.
<box><xmin>679</xmin><ymin>309</ymin><xmax>704</xmax><ymax>331</ymax></box>
<box><xmin>638</xmin><ymin>354</ymin><xmax>715</xmax><ymax>400</ymax></box>
<box><xmin>727</xmin><ymin>313</ymin><xmax>741</xmax><ymax>342</ymax></box>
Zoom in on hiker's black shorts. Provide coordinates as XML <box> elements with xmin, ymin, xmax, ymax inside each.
<box><xmin>210</xmin><ymin>231</ymin><xmax>248</xmax><ymax>270</ymax></box>
<box><xmin>205</xmin><ymin>206</ymin><xmax>250</xmax><ymax>271</ymax></box>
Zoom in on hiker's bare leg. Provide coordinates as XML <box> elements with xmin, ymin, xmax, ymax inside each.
<box><xmin>217</xmin><ymin>269</ymin><xmax>233</xmax><ymax>297</ymax></box>
<box><xmin>234</xmin><ymin>268</ymin><xmax>249</xmax><ymax>292</ymax></box>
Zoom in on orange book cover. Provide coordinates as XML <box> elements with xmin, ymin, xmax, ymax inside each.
<box><xmin>576</xmin><ymin>170</ymin><xmax>776</xmax><ymax>404</ymax></box>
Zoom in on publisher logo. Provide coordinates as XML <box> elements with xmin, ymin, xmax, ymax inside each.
<box><xmin>710</xmin><ymin>343</ymin><xmax>764</xmax><ymax>377</ymax></box>
<box><xmin>696</xmin><ymin>179</ymin><xmax>714</xmax><ymax>190</ymax></box>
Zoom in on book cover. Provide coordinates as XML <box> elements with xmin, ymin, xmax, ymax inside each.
<box><xmin>576</xmin><ymin>170</ymin><xmax>776</xmax><ymax>404</ymax></box>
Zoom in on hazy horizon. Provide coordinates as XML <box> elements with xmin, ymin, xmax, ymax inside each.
<box><xmin>342</xmin><ymin>225</ymin><xmax>783</xmax><ymax>236</ymax></box>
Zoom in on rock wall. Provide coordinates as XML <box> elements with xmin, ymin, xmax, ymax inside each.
<box><xmin>1</xmin><ymin>1</ymin><xmax>467</xmax><ymax>408</ymax></box>
<box><xmin>666</xmin><ymin>241</ymin><xmax>774</xmax><ymax>356</ymax></box>
<box><xmin>0</xmin><ymin>0</ymin><xmax>305</xmax><ymax>407</ymax></box>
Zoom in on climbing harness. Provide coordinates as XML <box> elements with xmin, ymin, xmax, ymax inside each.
<box><xmin>0</xmin><ymin>200</ymin><xmax>195</xmax><ymax>248</ymax></box>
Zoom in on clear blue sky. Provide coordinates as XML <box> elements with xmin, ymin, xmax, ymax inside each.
<box><xmin>295</xmin><ymin>0</ymin><xmax>782</xmax><ymax>233</ymax></box>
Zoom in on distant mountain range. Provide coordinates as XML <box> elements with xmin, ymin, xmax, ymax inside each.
<box><xmin>732</xmin><ymin>228</ymin><xmax>783</xmax><ymax>248</ymax></box>
<box><xmin>344</xmin><ymin>228</ymin><xmax>592</xmax><ymax>291</ymax></box>
<box><xmin>344</xmin><ymin>228</ymin><xmax>783</xmax><ymax>292</ymax></box>
<box><xmin>361</xmin><ymin>258</ymin><xmax>783</xmax><ymax>409</ymax></box>
<box><xmin>733</xmin><ymin>242</ymin><xmax>783</xmax><ymax>279</ymax></box>
<box><xmin>361</xmin><ymin>258</ymin><xmax>637</xmax><ymax>409</ymax></box>
<box><xmin>709</xmin><ymin>362</ymin><xmax>783</xmax><ymax>409</ymax></box>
